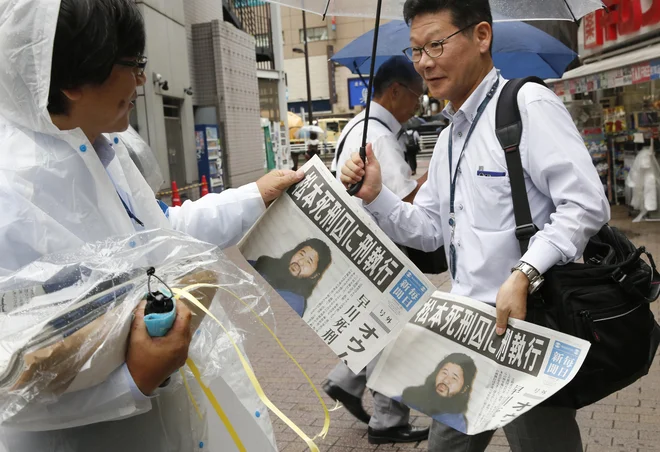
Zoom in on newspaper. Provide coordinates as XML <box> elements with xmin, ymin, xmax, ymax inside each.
<box><xmin>369</xmin><ymin>291</ymin><xmax>591</xmax><ymax>434</ymax></box>
<box><xmin>238</xmin><ymin>156</ymin><xmax>434</xmax><ymax>372</ymax></box>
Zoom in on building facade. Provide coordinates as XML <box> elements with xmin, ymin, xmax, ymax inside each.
<box><xmin>281</xmin><ymin>9</ymin><xmax>390</xmax><ymax>117</ymax></box>
<box><xmin>131</xmin><ymin>1</ymin><xmax>197</xmax><ymax>193</ymax></box>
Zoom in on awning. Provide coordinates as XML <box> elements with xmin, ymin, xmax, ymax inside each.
<box><xmin>548</xmin><ymin>42</ymin><xmax>660</xmax><ymax>82</ymax></box>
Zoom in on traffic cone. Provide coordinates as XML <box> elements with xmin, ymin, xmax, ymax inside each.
<box><xmin>200</xmin><ymin>175</ymin><xmax>209</xmax><ymax>197</ymax></box>
<box><xmin>171</xmin><ymin>181</ymin><xmax>182</xmax><ymax>207</ymax></box>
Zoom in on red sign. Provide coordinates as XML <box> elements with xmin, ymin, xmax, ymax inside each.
<box><xmin>584</xmin><ymin>0</ymin><xmax>660</xmax><ymax>50</ymax></box>
<box><xmin>632</xmin><ymin>62</ymin><xmax>651</xmax><ymax>83</ymax></box>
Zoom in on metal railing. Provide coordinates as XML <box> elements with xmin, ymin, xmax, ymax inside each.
<box><xmin>233</xmin><ymin>0</ymin><xmax>275</xmax><ymax>70</ymax></box>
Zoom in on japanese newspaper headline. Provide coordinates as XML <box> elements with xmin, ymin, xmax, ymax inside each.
<box><xmin>369</xmin><ymin>292</ymin><xmax>591</xmax><ymax>434</ymax></box>
<box><xmin>238</xmin><ymin>156</ymin><xmax>433</xmax><ymax>372</ymax></box>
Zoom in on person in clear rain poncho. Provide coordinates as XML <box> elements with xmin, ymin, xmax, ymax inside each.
<box><xmin>0</xmin><ymin>0</ymin><xmax>304</xmax><ymax>450</ymax></box>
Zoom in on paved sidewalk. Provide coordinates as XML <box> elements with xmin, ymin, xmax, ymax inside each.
<box><xmin>243</xmin><ymin>185</ymin><xmax>660</xmax><ymax>452</ymax></box>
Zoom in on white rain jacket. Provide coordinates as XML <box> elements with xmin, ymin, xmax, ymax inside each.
<box><xmin>0</xmin><ymin>1</ymin><xmax>274</xmax><ymax>450</ymax></box>
<box><xmin>626</xmin><ymin>146</ymin><xmax>660</xmax><ymax>214</ymax></box>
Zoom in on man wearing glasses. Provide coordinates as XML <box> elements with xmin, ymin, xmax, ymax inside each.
<box><xmin>326</xmin><ymin>56</ymin><xmax>430</xmax><ymax>445</ymax></box>
<box><xmin>0</xmin><ymin>0</ymin><xmax>302</xmax><ymax>450</ymax></box>
<box><xmin>340</xmin><ymin>0</ymin><xmax>608</xmax><ymax>451</ymax></box>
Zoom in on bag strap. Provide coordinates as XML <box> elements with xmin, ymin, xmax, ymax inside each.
<box><xmin>334</xmin><ymin>117</ymin><xmax>392</xmax><ymax>165</ymax></box>
<box><xmin>615</xmin><ymin>247</ymin><xmax>660</xmax><ymax>303</ymax></box>
<box><xmin>494</xmin><ymin>77</ymin><xmax>546</xmax><ymax>255</ymax></box>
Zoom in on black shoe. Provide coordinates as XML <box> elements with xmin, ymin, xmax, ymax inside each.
<box><xmin>322</xmin><ymin>381</ymin><xmax>371</xmax><ymax>424</ymax></box>
<box><xmin>368</xmin><ymin>425</ymin><xmax>430</xmax><ymax>444</ymax></box>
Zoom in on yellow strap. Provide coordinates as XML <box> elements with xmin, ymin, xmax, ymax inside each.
<box><xmin>180</xmin><ymin>367</ymin><xmax>203</xmax><ymax>421</ymax></box>
<box><xmin>172</xmin><ymin>287</ymin><xmax>324</xmax><ymax>452</ymax></box>
<box><xmin>179</xmin><ymin>283</ymin><xmax>330</xmax><ymax>440</ymax></box>
<box><xmin>187</xmin><ymin>358</ymin><xmax>247</xmax><ymax>452</ymax></box>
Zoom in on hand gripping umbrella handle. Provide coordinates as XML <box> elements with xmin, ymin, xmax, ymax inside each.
<box><xmin>346</xmin><ymin>0</ymin><xmax>382</xmax><ymax>197</ymax></box>
<box><xmin>346</xmin><ymin>145</ymin><xmax>367</xmax><ymax>196</ymax></box>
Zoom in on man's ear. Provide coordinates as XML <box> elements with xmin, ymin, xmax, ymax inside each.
<box><xmin>474</xmin><ymin>22</ymin><xmax>492</xmax><ymax>55</ymax></box>
<box><xmin>390</xmin><ymin>83</ymin><xmax>402</xmax><ymax>100</ymax></box>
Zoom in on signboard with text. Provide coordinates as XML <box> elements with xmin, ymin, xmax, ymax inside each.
<box><xmin>582</xmin><ymin>0</ymin><xmax>660</xmax><ymax>56</ymax></box>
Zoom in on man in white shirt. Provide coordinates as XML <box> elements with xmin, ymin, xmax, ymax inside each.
<box><xmin>325</xmin><ymin>56</ymin><xmax>430</xmax><ymax>445</ymax></box>
<box><xmin>340</xmin><ymin>1</ymin><xmax>610</xmax><ymax>451</ymax></box>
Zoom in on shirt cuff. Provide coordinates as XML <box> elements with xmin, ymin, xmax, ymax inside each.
<box><xmin>122</xmin><ymin>363</ymin><xmax>157</xmax><ymax>402</ymax></box>
<box><xmin>364</xmin><ymin>185</ymin><xmax>400</xmax><ymax>221</ymax></box>
<box><xmin>237</xmin><ymin>182</ymin><xmax>267</xmax><ymax>212</ymax></box>
<box><xmin>521</xmin><ymin>238</ymin><xmax>564</xmax><ymax>276</ymax></box>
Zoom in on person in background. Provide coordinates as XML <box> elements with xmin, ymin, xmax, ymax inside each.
<box><xmin>325</xmin><ymin>56</ymin><xmax>430</xmax><ymax>445</ymax></box>
<box><xmin>306</xmin><ymin>131</ymin><xmax>320</xmax><ymax>161</ymax></box>
<box><xmin>0</xmin><ymin>0</ymin><xmax>302</xmax><ymax>450</ymax></box>
<box><xmin>403</xmin><ymin>127</ymin><xmax>421</xmax><ymax>175</ymax></box>
<box><xmin>340</xmin><ymin>0</ymin><xmax>609</xmax><ymax>450</ymax></box>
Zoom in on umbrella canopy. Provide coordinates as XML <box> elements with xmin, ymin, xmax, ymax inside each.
<box><xmin>261</xmin><ymin>0</ymin><xmax>604</xmax><ymax>194</ymax></box>
<box><xmin>260</xmin><ymin>0</ymin><xmax>603</xmax><ymax>21</ymax></box>
<box><xmin>296</xmin><ymin>124</ymin><xmax>326</xmax><ymax>139</ymax></box>
<box><xmin>287</xmin><ymin>111</ymin><xmax>304</xmax><ymax>140</ymax></box>
<box><xmin>331</xmin><ymin>20</ymin><xmax>578</xmax><ymax>79</ymax></box>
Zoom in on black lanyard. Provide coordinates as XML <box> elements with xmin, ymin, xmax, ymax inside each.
<box><xmin>117</xmin><ymin>191</ymin><xmax>144</xmax><ymax>227</ymax></box>
<box><xmin>447</xmin><ymin>77</ymin><xmax>500</xmax><ymax>229</ymax></box>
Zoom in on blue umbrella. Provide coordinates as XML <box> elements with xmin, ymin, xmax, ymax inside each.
<box><xmin>331</xmin><ymin>20</ymin><xmax>577</xmax><ymax>80</ymax></box>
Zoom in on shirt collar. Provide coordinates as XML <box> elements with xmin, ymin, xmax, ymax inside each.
<box><xmin>93</xmin><ymin>135</ymin><xmax>116</xmax><ymax>169</ymax></box>
<box><xmin>442</xmin><ymin>67</ymin><xmax>500</xmax><ymax>124</ymax></box>
<box><xmin>369</xmin><ymin>101</ymin><xmax>403</xmax><ymax>136</ymax></box>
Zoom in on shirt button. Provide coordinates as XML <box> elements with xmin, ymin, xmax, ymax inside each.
<box><xmin>455</xmin><ymin>278</ymin><xmax>460</xmax><ymax>284</ymax></box>
<box><xmin>459</xmin><ymin>204</ymin><xmax>464</xmax><ymax>210</ymax></box>
<box><xmin>114</xmin><ymin>137</ymin><xmax>119</xmax><ymax>144</ymax></box>
<box><xmin>79</xmin><ymin>144</ymin><xmax>87</xmax><ymax>152</ymax></box>
<box><xmin>458</xmin><ymin>132</ymin><xmax>463</xmax><ymax>138</ymax></box>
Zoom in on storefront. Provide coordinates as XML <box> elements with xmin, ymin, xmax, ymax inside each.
<box><xmin>548</xmin><ymin>0</ymin><xmax>660</xmax><ymax>218</ymax></box>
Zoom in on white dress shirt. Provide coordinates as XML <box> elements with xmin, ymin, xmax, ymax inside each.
<box><xmin>365</xmin><ymin>67</ymin><xmax>610</xmax><ymax>305</ymax></box>
<box><xmin>335</xmin><ymin>102</ymin><xmax>417</xmax><ymax>203</ymax></box>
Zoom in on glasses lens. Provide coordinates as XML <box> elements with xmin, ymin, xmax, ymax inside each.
<box><xmin>403</xmin><ymin>47</ymin><xmax>417</xmax><ymax>62</ymax></box>
<box><xmin>426</xmin><ymin>41</ymin><xmax>444</xmax><ymax>58</ymax></box>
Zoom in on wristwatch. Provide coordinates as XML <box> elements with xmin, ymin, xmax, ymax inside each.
<box><xmin>511</xmin><ymin>261</ymin><xmax>544</xmax><ymax>294</ymax></box>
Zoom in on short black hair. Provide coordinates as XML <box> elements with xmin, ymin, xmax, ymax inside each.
<box><xmin>48</xmin><ymin>0</ymin><xmax>146</xmax><ymax>115</ymax></box>
<box><xmin>403</xmin><ymin>0</ymin><xmax>493</xmax><ymax>28</ymax></box>
<box><xmin>403</xmin><ymin>0</ymin><xmax>493</xmax><ymax>54</ymax></box>
<box><xmin>373</xmin><ymin>56</ymin><xmax>423</xmax><ymax>98</ymax></box>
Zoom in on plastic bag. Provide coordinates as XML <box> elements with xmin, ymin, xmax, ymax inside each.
<box><xmin>0</xmin><ymin>229</ymin><xmax>276</xmax><ymax>449</ymax></box>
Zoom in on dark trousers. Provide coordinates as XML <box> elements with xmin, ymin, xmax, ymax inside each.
<box><xmin>405</xmin><ymin>150</ymin><xmax>418</xmax><ymax>174</ymax></box>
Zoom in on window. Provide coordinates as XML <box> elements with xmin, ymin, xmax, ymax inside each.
<box><xmin>255</xmin><ymin>33</ymin><xmax>270</xmax><ymax>48</ymax></box>
<box><xmin>300</xmin><ymin>26</ymin><xmax>328</xmax><ymax>43</ymax></box>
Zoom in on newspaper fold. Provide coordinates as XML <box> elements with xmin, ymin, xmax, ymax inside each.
<box><xmin>239</xmin><ymin>156</ymin><xmax>434</xmax><ymax>372</ymax></box>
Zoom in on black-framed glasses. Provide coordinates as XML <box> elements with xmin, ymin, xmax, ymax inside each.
<box><xmin>400</xmin><ymin>83</ymin><xmax>424</xmax><ymax>99</ymax></box>
<box><xmin>402</xmin><ymin>23</ymin><xmax>479</xmax><ymax>63</ymax></box>
<box><xmin>116</xmin><ymin>55</ymin><xmax>148</xmax><ymax>77</ymax></box>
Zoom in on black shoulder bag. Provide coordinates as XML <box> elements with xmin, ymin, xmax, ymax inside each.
<box><xmin>495</xmin><ymin>77</ymin><xmax>660</xmax><ymax>409</ymax></box>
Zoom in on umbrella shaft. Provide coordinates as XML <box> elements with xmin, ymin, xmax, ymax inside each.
<box><xmin>302</xmin><ymin>10</ymin><xmax>314</xmax><ymax>124</ymax></box>
<box><xmin>360</xmin><ymin>0</ymin><xmax>384</xmax><ymax>155</ymax></box>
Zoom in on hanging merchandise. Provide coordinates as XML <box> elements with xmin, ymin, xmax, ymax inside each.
<box><xmin>626</xmin><ymin>141</ymin><xmax>660</xmax><ymax>221</ymax></box>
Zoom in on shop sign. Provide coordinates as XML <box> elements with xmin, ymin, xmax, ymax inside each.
<box><xmin>582</xmin><ymin>0</ymin><xmax>660</xmax><ymax>54</ymax></box>
<box><xmin>548</xmin><ymin>58</ymin><xmax>658</xmax><ymax>95</ymax></box>
<box><xmin>632</xmin><ymin>62</ymin><xmax>652</xmax><ymax>83</ymax></box>
<box><xmin>651</xmin><ymin>59</ymin><xmax>660</xmax><ymax>79</ymax></box>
